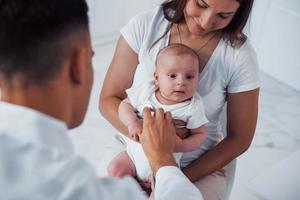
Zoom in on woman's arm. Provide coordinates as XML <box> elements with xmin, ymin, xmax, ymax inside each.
<box><xmin>174</xmin><ymin>125</ymin><xmax>207</xmax><ymax>152</ymax></box>
<box><xmin>182</xmin><ymin>88</ymin><xmax>259</xmax><ymax>182</ymax></box>
<box><xmin>99</xmin><ymin>36</ymin><xmax>139</xmax><ymax>137</ymax></box>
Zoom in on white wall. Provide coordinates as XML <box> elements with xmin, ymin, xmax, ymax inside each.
<box><xmin>87</xmin><ymin>0</ymin><xmax>300</xmax><ymax>91</ymax></box>
<box><xmin>249</xmin><ymin>0</ymin><xmax>300</xmax><ymax>91</ymax></box>
<box><xmin>87</xmin><ymin>0</ymin><xmax>160</xmax><ymax>46</ymax></box>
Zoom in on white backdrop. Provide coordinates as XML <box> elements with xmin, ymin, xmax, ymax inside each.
<box><xmin>86</xmin><ymin>0</ymin><xmax>300</xmax><ymax>91</ymax></box>
<box><xmin>250</xmin><ymin>0</ymin><xmax>300</xmax><ymax>92</ymax></box>
<box><xmin>86</xmin><ymin>0</ymin><xmax>160</xmax><ymax>45</ymax></box>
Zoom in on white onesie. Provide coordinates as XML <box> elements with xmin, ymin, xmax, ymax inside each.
<box><xmin>122</xmin><ymin>81</ymin><xmax>208</xmax><ymax>181</ymax></box>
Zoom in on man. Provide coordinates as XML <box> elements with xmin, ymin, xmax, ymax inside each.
<box><xmin>0</xmin><ymin>0</ymin><xmax>203</xmax><ymax>199</ymax></box>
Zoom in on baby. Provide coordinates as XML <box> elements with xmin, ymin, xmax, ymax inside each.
<box><xmin>108</xmin><ymin>43</ymin><xmax>208</xmax><ymax>191</ymax></box>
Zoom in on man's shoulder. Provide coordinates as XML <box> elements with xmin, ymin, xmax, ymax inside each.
<box><xmin>0</xmin><ymin>134</ymin><xmax>95</xmax><ymax>197</ymax></box>
<box><xmin>0</xmin><ymin>133</ymin><xmax>94</xmax><ymax>173</ymax></box>
<box><xmin>0</xmin><ymin>134</ymin><xmax>146</xmax><ymax>199</ymax></box>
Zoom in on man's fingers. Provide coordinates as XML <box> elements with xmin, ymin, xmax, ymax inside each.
<box><xmin>155</xmin><ymin>108</ymin><xmax>164</xmax><ymax>121</ymax></box>
<box><xmin>142</xmin><ymin>107</ymin><xmax>152</xmax><ymax>124</ymax></box>
<box><xmin>165</xmin><ymin>111</ymin><xmax>172</xmax><ymax>123</ymax></box>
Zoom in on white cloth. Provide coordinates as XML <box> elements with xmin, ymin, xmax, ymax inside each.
<box><xmin>126</xmin><ymin>80</ymin><xmax>208</xmax><ymax>129</ymax></box>
<box><xmin>124</xmin><ymin>81</ymin><xmax>208</xmax><ymax>180</ymax></box>
<box><xmin>120</xmin><ymin>6</ymin><xmax>260</xmax><ymax>167</ymax></box>
<box><xmin>0</xmin><ymin>101</ymin><xmax>203</xmax><ymax>200</ymax></box>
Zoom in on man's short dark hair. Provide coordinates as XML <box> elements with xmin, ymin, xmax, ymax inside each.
<box><xmin>0</xmin><ymin>0</ymin><xmax>89</xmax><ymax>85</ymax></box>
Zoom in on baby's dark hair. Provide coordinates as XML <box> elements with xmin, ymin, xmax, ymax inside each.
<box><xmin>156</xmin><ymin>43</ymin><xmax>201</xmax><ymax>72</ymax></box>
<box><xmin>0</xmin><ymin>0</ymin><xmax>89</xmax><ymax>85</ymax></box>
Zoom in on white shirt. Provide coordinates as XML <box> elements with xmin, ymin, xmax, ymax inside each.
<box><xmin>0</xmin><ymin>102</ymin><xmax>203</xmax><ymax>200</ymax></box>
<box><xmin>120</xmin><ymin>6</ymin><xmax>260</xmax><ymax>165</ymax></box>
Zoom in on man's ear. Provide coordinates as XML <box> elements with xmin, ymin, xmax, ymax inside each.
<box><xmin>69</xmin><ymin>49</ymin><xmax>85</xmax><ymax>84</ymax></box>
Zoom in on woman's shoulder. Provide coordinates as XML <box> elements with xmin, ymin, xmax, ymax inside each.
<box><xmin>120</xmin><ymin>6</ymin><xmax>168</xmax><ymax>54</ymax></box>
<box><xmin>216</xmin><ymin>38</ymin><xmax>260</xmax><ymax>92</ymax></box>
<box><xmin>220</xmin><ymin>38</ymin><xmax>256</xmax><ymax>58</ymax></box>
<box><xmin>215</xmin><ymin>38</ymin><xmax>257</xmax><ymax>70</ymax></box>
<box><xmin>127</xmin><ymin>6</ymin><xmax>166</xmax><ymax>27</ymax></box>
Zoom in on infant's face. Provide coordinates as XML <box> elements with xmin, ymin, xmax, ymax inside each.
<box><xmin>155</xmin><ymin>54</ymin><xmax>199</xmax><ymax>104</ymax></box>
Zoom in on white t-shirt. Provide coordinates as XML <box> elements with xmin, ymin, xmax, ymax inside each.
<box><xmin>120</xmin><ymin>6</ymin><xmax>260</xmax><ymax>166</ymax></box>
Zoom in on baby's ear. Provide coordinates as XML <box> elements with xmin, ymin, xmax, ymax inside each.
<box><xmin>154</xmin><ymin>71</ymin><xmax>158</xmax><ymax>79</ymax></box>
<box><xmin>154</xmin><ymin>71</ymin><xmax>159</xmax><ymax>85</ymax></box>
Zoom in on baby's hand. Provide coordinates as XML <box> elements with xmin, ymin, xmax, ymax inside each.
<box><xmin>173</xmin><ymin>119</ymin><xmax>189</xmax><ymax>139</ymax></box>
<box><xmin>127</xmin><ymin>119</ymin><xmax>142</xmax><ymax>142</ymax></box>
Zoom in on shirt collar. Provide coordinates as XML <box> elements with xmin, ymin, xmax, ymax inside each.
<box><xmin>0</xmin><ymin>101</ymin><xmax>74</xmax><ymax>154</ymax></box>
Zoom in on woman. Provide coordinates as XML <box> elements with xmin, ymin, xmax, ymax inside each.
<box><xmin>99</xmin><ymin>0</ymin><xmax>259</xmax><ymax>199</ymax></box>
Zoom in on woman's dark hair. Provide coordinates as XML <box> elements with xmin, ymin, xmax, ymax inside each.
<box><xmin>156</xmin><ymin>0</ymin><xmax>254</xmax><ymax>48</ymax></box>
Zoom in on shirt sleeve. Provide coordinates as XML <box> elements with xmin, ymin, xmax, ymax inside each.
<box><xmin>120</xmin><ymin>10</ymin><xmax>150</xmax><ymax>54</ymax></box>
<box><xmin>227</xmin><ymin>41</ymin><xmax>260</xmax><ymax>93</ymax></box>
<box><xmin>186</xmin><ymin>95</ymin><xmax>209</xmax><ymax>129</ymax></box>
<box><xmin>54</xmin><ymin>156</ymin><xmax>148</xmax><ymax>200</ymax></box>
<box><xmin>0</xmin><ymin>136</ymin><xmax>147</xmax><ymax>200</ymax></box>
<box><xmin>155</xmin><ymin>166</ymin><xmax>203</xmax><ymax>200</ymax></box>
<box><xmin>0</xmin><ymin>136</ymin><xmax>203</xmax><ymax>200</ymax></box>
<box><xmin>65</xmin><ymin>157</ymin><xmax>204</xmax><ymax>200</ymax></box>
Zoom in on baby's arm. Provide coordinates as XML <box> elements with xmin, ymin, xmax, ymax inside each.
<box><xmin>174</xmin><ymin>125</ymin><xmax>207</xmax><ymax>152</ymax></box>
<box><xmin>118</xmin><ymin>97</ymin><xmax>142</xmax><ymax>141</ymax></box>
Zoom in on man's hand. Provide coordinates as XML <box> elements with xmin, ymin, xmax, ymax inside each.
<box><xmin>139</xmin><ymin>107</ymin><xmax>177</xmax><ymax>175</ymax></box>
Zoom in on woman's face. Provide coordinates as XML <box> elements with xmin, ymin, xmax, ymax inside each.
<box><xmin>184</xmin><ymin>0</ymin><xmax>240</xmax><ymax>35</ymax></box>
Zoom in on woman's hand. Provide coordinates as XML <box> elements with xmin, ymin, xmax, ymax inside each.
<box><xmin>139</xmin><ymin>107</ymin><xmax>177</xmax><ymax>175</ymax></box>
<box><xmin>173</xmin><ymin>119</ymin><xmax>190</xmax><ymax>139</ymax></box>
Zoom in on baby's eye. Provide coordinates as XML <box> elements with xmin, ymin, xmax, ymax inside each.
<box><xmin>168</xmin><ymin>74</ymin><xmax>177</xmax><ymax>79</ymax></box>
<box><xmin>186</xmin><ymin>75</ymin><xmax>194</xmax><ymax>80</ymax></box>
